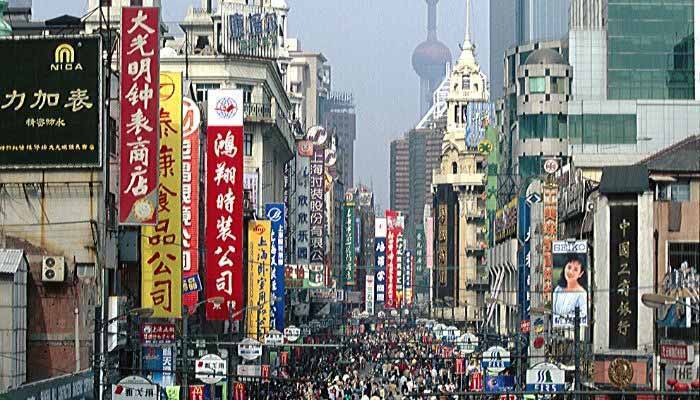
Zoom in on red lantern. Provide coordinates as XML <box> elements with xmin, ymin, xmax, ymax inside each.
<box><xmin>667</xmin><ymin>378</ymin><xmax>678</xmax><ymax>387</ymax></box>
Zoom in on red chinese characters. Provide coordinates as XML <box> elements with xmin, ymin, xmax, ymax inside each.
<box><xmin>182</xmin><ymin>97</ymin><xmax>201</xmax><ymax>313</ymax></box>
<box><xmin>119</xmin><ymin>7</ymin><xmax>160</xmax><ymax>224</ymax></box>
<box><xmin>385</xmin><ymin>210</ymin><xmax>398</xmax><ymax>309</ymax></box>
<box><xmin>206</xmin><ymin>90</ymin><xmax>244</xmax><ymax>320</ymax></box>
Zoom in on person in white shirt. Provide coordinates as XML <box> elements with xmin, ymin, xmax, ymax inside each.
<box><xmin>553</xmin><ymin>253</ymin><xmax>588</xmax><ymax>326</ymax></box>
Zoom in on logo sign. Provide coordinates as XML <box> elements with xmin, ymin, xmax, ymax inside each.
<box><xmin>297</xmin><ymin>140</ymin><xmax>313</xmax><ymax>157</ymax></box>
<box><xmin>195</xmin><ymin>354</ymin><xmax>226</xmax><ymax>384</ymax></box>
<box><xmin>264</xmin><ymin>330</ymin><xmax>284</xmax><ymax>346</ymax></box>
<box><xmin>284</xmin><ymin>326</ymin><xmax>300</xmax><ymax>342</ymax></box>
<box><xmin>543</xmin><ymin>158</ymin><xmax>560</xmax><ymax>175</ymax></box>
<box><xmin>306</xmin><ymin>126</ymin><xmax>328</xmax><ymax>145</ymax></box>
<box><xmin>140</xmin><ymin>323</ymin><xmax>175</xmax><ymax>346</ymax></box>
<box><xmin>526</xmin><ymin>363</ymin><xmax>566</xmax><ymax>392</ymax></box>
<box><xmin>481</xmin><ymin>346</ymin><xmax>511</xmax><ymax>373</ymax></box>
<box><xmin>112</xmin><ymin>376</ymin><xmax>158</xmax><ymax>400</ymax></box>
<box><xmin>265</xmin><ymin>203</ymin><xmax>286</xmax><ymax>331</ymax></box>
<box><xmin>238</xmin><ymin>338</ymin><xmax>263</xmax><ymax>361</ymax></box>
<box><xmin>456</xmin><ymin>333</ymin><xmax>479</xmax><ymax>355</ymax></box>
<box><xmin>205</xmin><ymin>89</ymin><xmax>244</xmax><ymax>321</ymax></box>
<box><xmin>189</xmin><ymin>386</ymin><xmax>205</xmax><ymax>400</ymax></box>
<box><xmin>660</xmin><ymin>343</ymin><xmax>694</xmax><ymax>364</ymax></box>
<box><xmin>119</xmin><ymin>7</ymin><xmax>160</xmax><ymax>225</ymax></box>
<box><xmin>0</xmin><ymin>37</ymin><xmax>101</xmax><ymax>168</ymax></box>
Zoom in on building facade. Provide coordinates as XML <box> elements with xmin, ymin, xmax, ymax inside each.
<box><xmin>389</xmin><ymin>137</ymin><xmax>410</xmax><ymax>217</ymax></box>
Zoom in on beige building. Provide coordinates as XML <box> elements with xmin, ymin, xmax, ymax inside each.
<box><xmin>431</xmin><ymin>0</ymin><xmax>489</xmax><ymax>324</ymax></box>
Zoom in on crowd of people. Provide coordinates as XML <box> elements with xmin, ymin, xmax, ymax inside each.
<box><xmin>237</xmin><ymin>320</ymin><xmax>472</xmax><ymax>399</ymax></box>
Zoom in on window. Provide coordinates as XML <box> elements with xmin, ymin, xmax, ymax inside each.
<box><xmin>244</xmin><ymin>132</ymin><xmax>253</xmax><ymax>156</ymax></box>
<box><xmin>462</xmin><ymin>75</ymin><xmax>470</xmax><ymax>90</ymax></box>
<box><xmin>130</xmin><ymin>0</ymin><xmax>143</xmax><ymax>6</ymax></box>
<box><xmin>194</xmin><ymin>83</ymin><xmax>220</xmax><ymax>102</ymax></box>
<box><xmin>668</xmin><ymin>242</ymin><xmax>700</xmax><ymax>275</ymax></box>
<box><xmin>452</xmin><ymin>162</ymin><xmax>458</xmax><ymax>174</ymax></box>
<box><xmin>658</xmin><ymin>180</ymin><xmax>690</xmax><ymax>202</ymax></box>
<box><xmin>238</xmin><ymin>84</ymin><xmax>253</xmax><ymax>104</ymax></box>
<box><xmin>529</xmin><ymin>77</ymin><xmax>546</xmax><ymax>94</ymax></box>
<box><xmin>100</xmin><ymin>0</ymin><xmax>112</xmax><ymax>6</ymax></box>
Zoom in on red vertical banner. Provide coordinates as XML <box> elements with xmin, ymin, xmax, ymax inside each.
<box><xmin>385</xmin><ymin>210</ymin><xmax>398</xmax><ymax>309</ymax></box>
<box><xmin>119</xmin><ymin>7</ymin><xmax>160</xmax><ymax>225</ymax></box>
<box><xmin>182</xmin><ymin>97</ymin><xmax>201</xmax><ymax>313</ymax></box>
<box><xmin>205</xmin><ymin>89</ymin><xmax>244</xmax><ymax>320</ymax></box>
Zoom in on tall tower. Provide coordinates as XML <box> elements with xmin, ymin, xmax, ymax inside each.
<box><xmin>412</xmin><ymin>0</ymin><xmax>452</xmax><ymax>117</ymax></box>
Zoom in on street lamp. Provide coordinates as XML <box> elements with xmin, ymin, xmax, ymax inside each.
<box><xmin>642</xmin><ymin>293</ymin><xmax>700</xmax><ymax>312</ymax></box>
<box><xmin>182</xmin><ymin>297</ymin><xmax>224</xmax><ymax>400</ymax></box>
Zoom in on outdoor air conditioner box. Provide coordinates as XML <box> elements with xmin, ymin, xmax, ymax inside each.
<box><xmin>42</xmin><ymin>256</ymin><xmax>65</xmax><ymax>283</ymax></box>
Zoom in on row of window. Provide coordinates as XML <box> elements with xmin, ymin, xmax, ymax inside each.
<box><xmin>517</xmin><ymin>114</ymin><xmax>639</xmax><ymax>145</ymax></box>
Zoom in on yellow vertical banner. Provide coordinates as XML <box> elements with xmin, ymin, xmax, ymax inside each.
<box><xmin>247</xmin><ymin>220</ymin><xmax>272</xmax><ymax>339</ymax></box>
<box><xmin>141</xmin><ymin>71</ymin><xmax>183</xmax><ymax>318</ymax></box>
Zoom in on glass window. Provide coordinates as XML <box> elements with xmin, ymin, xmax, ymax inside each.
<box><xmin>195</xmin><ymin>83</ymin><xmax>221</xmax><ymax>102</ymax></box>
<box><xmin>529</xmin><ymin>77</ymin><xmax>546</xmax><ymax>94</ymax></box>
<box><xmin>130</xmin><ymin>0</ymin><xmax>143</xmax><ymax>6</ymax></box>
<box><xmin>668</xmin><ymin>242</ymin><xmax>700</xmax><ymax>273</ymax></box>
<box><xmin>238</xmin><ymin>84</ymin><xmax>253</xmax><ymax>104</ymax></box>
<box><xmin>462</xmin><ymin>75</ymin><xmax>470</xmax><ymax>90</ymax></box>
<box><xmin>244</xmin><ymin>132</ymin><xmax>253</xmax><ymax>156</ymax></box>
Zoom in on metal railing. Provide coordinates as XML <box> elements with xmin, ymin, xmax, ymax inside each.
<box><xmin>244</xmin><ymin>102</ymin><xmax>272</xmax><ymax>120</ymax></box>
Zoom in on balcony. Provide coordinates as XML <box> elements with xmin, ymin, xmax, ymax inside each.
<box><xmin>244</xmin><ymin>102</ymin><xmax>272</xmax><ymax>122</ymax></box>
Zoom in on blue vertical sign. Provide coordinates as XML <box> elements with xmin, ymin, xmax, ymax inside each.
<box><xmin>266</xmin><ymin>203</ymin><xmax>286</xmax><ymax>330</ymax></box>
<box><xmin>518</xmin><ymin>197</ymin><xmax>532</xmax><ymax>326</ymax></box>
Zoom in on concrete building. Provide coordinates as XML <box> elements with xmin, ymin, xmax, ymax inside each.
<box><xmin>431</xmin><ymin>0</ymin><xmax>489</xmax><ymax>325</ymax></box>
<box><xmin>0</xmin><ymin>250</ymin><xmax>27</xmax><ymax>392</ymax></box>
<box><xmin>389</xmin><ymin>138</ymin><xmax>410</xmax><ymax>217</ymax></box>
<box><xmin>412</xmin><ymin>0</ymin><xmax>451</xmax><ymax>117</ymax></box>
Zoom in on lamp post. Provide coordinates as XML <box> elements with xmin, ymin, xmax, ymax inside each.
<box><xmin>93</xmin><ymin>306</ymin><xmax>154</xmax><ymax>400</ymax></box>
<box><xmin>182</xmin><ymin>297</ymin><xmax>224</xmax><ymax>400</ymax></box>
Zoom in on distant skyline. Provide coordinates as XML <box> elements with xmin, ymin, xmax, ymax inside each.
<box><xmin>32</xmin><ymin>0</ymin><xmax>489</xmax><ymax>210</ymax></box>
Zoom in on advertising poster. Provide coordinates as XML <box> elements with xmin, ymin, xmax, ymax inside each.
<box><xmin>342</xmin><ymin>201</ymin><xmax>356</xmax><ymax>285</ymax></box>
<box><xmin>182</xmin><ymin>97</ymin><xmax>201</xmax><ymax>313</ymax></box>
<box><xmin>265</xmin><ymin>203</ymin><xmax>286</xmax><ymax>330</ymax></box>
<box><xmin>143</xmin><ymin>346</ymin><xmax>176</xmax><ymax>388</ymax></box>
<box><xmin>141</xmin><ymin>71</ymin><xmax>182</xmax><ymax>318</ymax></box>
<box><xmin>205</xmin><ymin>89</ymin><xmax>244</xmax><ymax>320</ymax></box>
<box><xmin>552</xmin><ymin>240</ymin><xmax>588</xmax><ymax>328</ymax></box>
<box><xmin>119</xmin><ymin>7</ymin><xmax>160</xmax><ymax>225</ymax></box>
<box><xmin>309</xmin><ymin>145</ymin><xmax>325</xmax><ymax>281</ymax></box>
<box><xmin>518</xmin><ymin>197</ymin><xmax>531</xmax><ymax>328</ymax></box>
<box><xmin>385</xmin><ymin>210</ymin><xmax>398</xmax><ymax>309</ymax></box>
<box><xmin>247</xmin><ymin>220</ymin><xmax>272</xmax><ymax>339</ymax></box>
<box><xmin>609</xmin><ymin>205</ymin><xmax>638</xmax><ymax>349</ymax></box>
<box><xmin>0</xmin><ymin>37</ymin><xmax>101</xmax><ymax>168</ymax></box>
<box><xmin>396</xmin><ymin>227</ymin><xmax>405</xmax><ymax>307</ymax></box>
<box><xmin>374</xmin><ymin>218</ymin><xmax>387</xmax><ymax>307</ymax></box>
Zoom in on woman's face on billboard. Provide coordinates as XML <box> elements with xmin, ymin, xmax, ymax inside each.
<box><xmin>565</xmin><ymin>259</ymin><xmax>584</xmax><ymax>287</ymax></box>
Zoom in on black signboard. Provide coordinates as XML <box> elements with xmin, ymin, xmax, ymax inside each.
<box><xmin>1</xmin><ymin>371</ymin><xmax>94</xmax><ymax>400</ymax></box>
<box><xmin>0</xmin><ymin>36</ymin><xmax>101</xmax><ymax>168</ymax></box>
<box><xmin>609</xmin><ymin>205</ymin><xmax>638</xmax><ymax>349</ymax></box>
<box><xmin>434</xmin><ymin>184</ymin><xmax>457</xmax><ymax>299</ymax></box>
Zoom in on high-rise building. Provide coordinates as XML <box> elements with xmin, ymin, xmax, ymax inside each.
<box><xmin>390</xmin><ymin>138</ymin><xmax>410</xmax><ymax>217</ymax></box>
<box><xmin>488</xmin><ymin>0</ymin><xmax>517</xmax><ymax>100</ymax></box>
<box><xmin>412</xmin><ymin>0</ymin><xmax>452</xmax><ymax>117</ymax></box>
<box><xmin>406</xmin><ymin>128</ymin><xmax>443</xmax><ymax>249</ymax></box>
<box><xmin>324</xmin><ymin>92</ymin><xmax>356</xmax><ymax>191</ymax></box>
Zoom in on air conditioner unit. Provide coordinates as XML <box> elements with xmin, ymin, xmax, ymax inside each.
<box><xmin>42</xmin><ymin>256</ymin><xmax>65</xmax><ymax>282</ymax></box>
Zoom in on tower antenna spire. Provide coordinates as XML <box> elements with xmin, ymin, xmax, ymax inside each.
<box><xmin>463</xmin><ymin>0</ymin><xmax>472</xmax><ymax>48</ymax></box>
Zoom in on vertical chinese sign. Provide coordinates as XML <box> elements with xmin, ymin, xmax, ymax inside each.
<box><xmin>518</xmin><ymin>197</ymin><xmax>532</xmax><ymax>329</ymax></box>
<box><xmin>342</xmin><ymin>201</ymin><xmax>356</xmax><ymax>286</ymax></box>
<box><xmin>415</xmin><ymin>228</ymin><xmax>425</xmax><ymax>298</ymax></box>
<box><xmin>385</xmin><ymin>210</ymin><xmax>398</xmax><ymax>309</ymax></box>
<box><xmin>396</xmin><ymin>220</ymin><xmax>405</xmax><ymax>307</ymax></box>
<box><xmin>120</xmin><ymin>7</ymin><xmax>160</xmax><ymax>225</ymax></box>
<box><xmin>438</xmin><ymin>204</ymin><xmax>449</xmax><ymax>287</ymax></box>
<box><xmin>425</xmin><ymin>217</ymin><xmax>434</xmax><ymax>299</ymax></box>
<box><xmin>247</xmin><ymin>220</ymin><xmax>272</xmax><ymax>339</ymax></box>
<box><xmin>182</xmin><ymin>97</ymin><xmax>201</xmax><ymax>313</ymax></box>
<box><xmin>295</xmin><ymin>140</ymin><xmax>311</xmax><ymax>268</ymax></box>
<box><xmin>206</xmin><ymin>89</ymin><xmax>244</xmax><ymax>320</ymax></box>
<box><xmin>265</xmin><ymin>203</ymin><xmax>286</xmax><ymax>330</ymax></box>
<box><xmin>141</xmin><ymin>71</ymin><xmax>182</xmax><ymax>318</ymax></box>
<box><xmin>374</xmin><ymin>218</ymin><xmax>387</xmax><ymax>308</ymax></box>
<box><xmin>309</xmin><ymin>145</ymin><xmax>325</xmax><ymax>285</ymax></box>
<box><xmin>609</xmin><ymin>205</ymin><xmax>638</xmax><ymax>349</ymax></box>
<box><xmin>365</xmin><ymin>275</ymin><xmax>375</xmax><ymax>315</ymax></box>
<box><xmin>542</xmin><ymin>183</ymin><xmax>558</xmax><ymax>307</ymax></box>
<box><xmin>405</xmin><ymin>250</ymin><xmax>414</xmax><ymax>307</ymax></box>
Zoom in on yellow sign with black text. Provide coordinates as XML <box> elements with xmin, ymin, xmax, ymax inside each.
<box><xmin>247</xmin><ymin>220</ymin><xmax>272</xmax><ymax>338</ymax></box>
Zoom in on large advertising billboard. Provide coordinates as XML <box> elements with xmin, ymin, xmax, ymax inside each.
<box><xmin>385</xmin><ymin>210</ymin><xmax>398</xmax><ymax>309</ymax></box>
<box><xmin>182</xmin><ymin>97</ymin><xmax>201</xmax><ymax>314</ymax></box>
<box><xmin>342</xmin><ymin>201</ymin><xmax>356</xmax><ymax>286</ymax></box>
<box><xmin>265</xmin><ymin>203</ymin><xmax>286</xmax><ymax>330</ymax></box>
<box><xmin>141</xmin><ymin>72</ymin><xmax>182</xmax><ymax>319</ymax></box>
<box><xmin>309</xmin><ymin>145</ymin><xmax>325</xmax><ymax>281</ymax></box>
<box><xmin>0</xmin><ymin>36</ymin><xmax>101</xmax><ymax>168</ymax></box>
<box><xmin>119</xmin><ymin>7</ymin><xmax>160</xmax><ymax>225</ymax></box>
<box><xmin>552</xmin><ymin>240</ymin><xmax>588</xmax><ymax>328</ymax></box>
<box><xmin>374</xmin><ymin>218</ymin><xmax>387</xmax><ymax>307</ymax></box>
<box><xmin>205</xmin><ymin>89</ymin><xmax>244</xmax><ymax>320</ymax></box>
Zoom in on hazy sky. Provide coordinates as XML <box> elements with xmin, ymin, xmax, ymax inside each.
<box><xmin>33</xmin><ymin>0</ymin><xmax>489</xmax><ymax>209</ymax></box>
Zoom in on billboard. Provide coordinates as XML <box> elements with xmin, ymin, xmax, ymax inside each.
<box><xmin>309</xmin><ymin>146</ymin><xmax>325</xmax><ymax>277</ymax></box>
<box><xmin>247</xmin><ymin>220</ymin><xmax>272</xmax><ymax>339</ymax></box>
<box><xmin>265</xmin><ymin>203</ymin><xmax>286</xmax><ymax>330</ymax></box>
<box><xmin>518</xmin><ymin>198</ymin><xmax>532</xmax><ymax>328</ymax></box>
<box><xmin>552</xmin><ymin>240</ymin><xmax>588</xmax><ymax>328</ymax></box>
<box><xmin>609</xmin><ymin>205</ymin><xmax>638</xmax><ymax>349</ymax></box>
<box><xmin>415</xmin><ymin>228</ymin><xmax>426</xmax><ymax>288</ymax></box>
<box><xmin>143</xmin><ymin>346</ymin><xmax>176</xmax><ymax>387</ymax></box>
<box><xmin>342</xmin><ymin>201</ymin><xmax>356</xmax><ymax>285</ymax></box>
<box><xmin>374</xmin><ymin>218</ymin><xmax>387</xmax><ymax>307</ymax></box>
<box><xmin>385</xmin><ymin>210</ymin><xmax>398</xmax><ymax>309</ymax></box>
<box><xmin>542</xmin><ymin>184</ymin><xmax>558</xmax><ymax>306</ymax></box>
<box><xmin>396</xmin><ymin>224</ymin><xmax>405</xmax><ymax>306</ymax></box>
<box><xmin>182</xmin><ymin>97</ymin><xmax>201</xmax><ymax>314</ymax></box>
<box><xmin>119</xmin><ymin>7</ymin><xmax>160</xmax><ymax>225</ymax></box>
<box><xmin>0</xmin><ymin>36</ymin><xmax>101</xmax><ymax>168</ymax></box>
<box><xmin>220</xmin><ymin>2</ymin><xmax>280</xmax><ymax>59</ymax></box>
<box><xmin>365</xmin><ymin>275</ymin><xmax>375</xmax><ymax>315</ymax></box>
<box><xmin>205</xmin><ymin>89</ymin><xmax>244</xmax><ymax>320</ymax></box>
<box><xmin>141</xmin><ymin>71</ymin><xmax>182</xmax><ymax>319</ymax></box>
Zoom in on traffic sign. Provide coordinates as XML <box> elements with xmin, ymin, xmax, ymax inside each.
<box><xmin>526</xmin><ymin>193</ymin><xmax>542</xmax><ymax>204</ymax></box>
